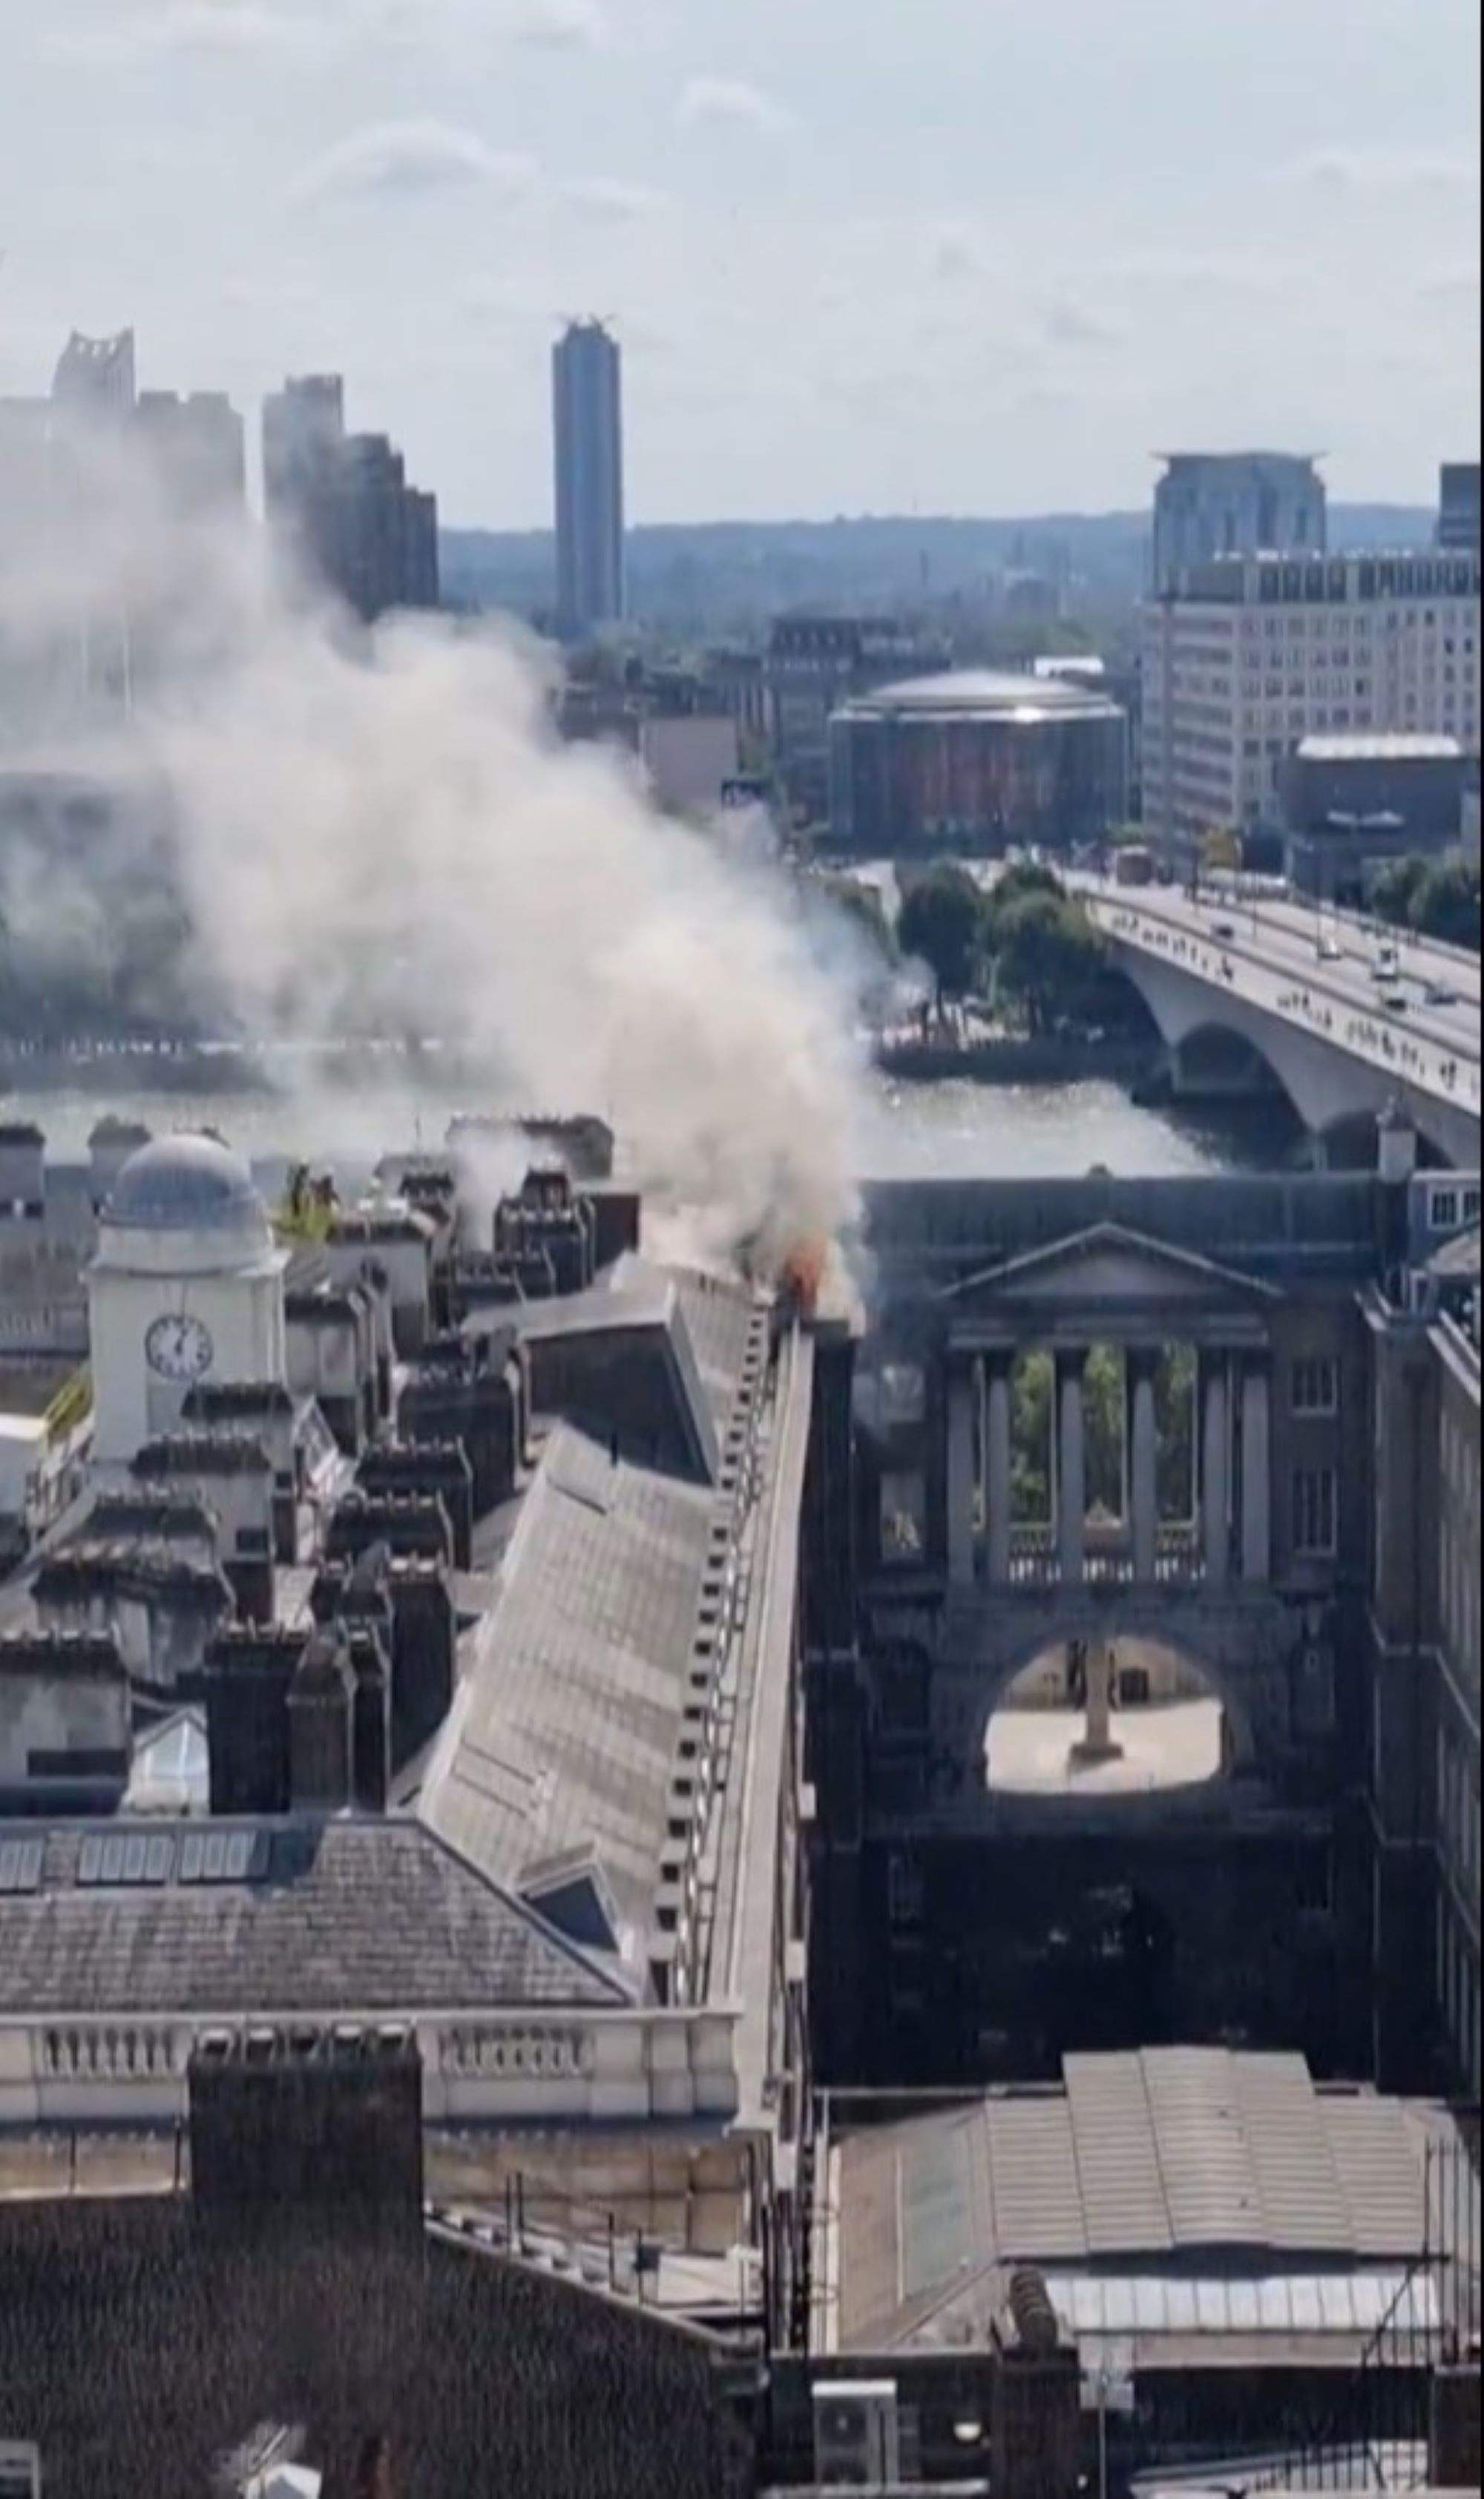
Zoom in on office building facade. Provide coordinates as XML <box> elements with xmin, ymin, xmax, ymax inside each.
<box><xmin>1152</xmin><ymin>452</ymin><xmax>1327</xmax><ymax>593</ymax></box>
<box><xmin>1437</xmin><ymin>461</ymin><xmax>1482</xmax><ymax>553</ymax></box>
<box><xmin>553</xmin><ymin>321</ymin><xmax>625</xmax><ymax>642</ymax></box>
<box><xmin>51</xmin><ymin>330</ymin><xmax>137</xmax><ymax>430</ymax></box>
<box><xmin>1142</xmin><ymin>548</ymin><xmax>1482</xmax><ymax>862</ymax></box>
<box><xmin>263</xmin><ymin>376</ymin><xmax>439</xmax><ymax>621</ymax></box>
<box><xmin>134</xmin><ymin>392</ymin><xmax>246</xmax><ymax>515</ymax></box>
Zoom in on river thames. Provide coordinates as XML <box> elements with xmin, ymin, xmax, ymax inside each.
<box><xmin>1</xmin><ymin>1070</ymin><xmax>1296</xmax><ymax>1185</ymax></box>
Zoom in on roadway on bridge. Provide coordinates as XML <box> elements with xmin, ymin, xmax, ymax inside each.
<box><xmin>1079</xmin><ymin>876</ymin><xmax>1481</xmax><ymax>1135</ymax></box>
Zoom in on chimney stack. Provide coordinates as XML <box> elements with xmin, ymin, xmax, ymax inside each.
<box><xmin>287</xmin><ymin>1633</ymin><xmax>355</xmax><ymax>1812</ymax></box>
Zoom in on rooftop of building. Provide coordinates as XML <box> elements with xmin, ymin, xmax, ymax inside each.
<box><xmin>820</xmin><ymin>2048</ymin><xmax>1477</xmax><ymax>2365</ymax></box>
<box><xmin>0</xmin><ymin>1204</ymin><xmax>804</xmax><ymax>2027</ymax></box>
<box><xmin>99</xmin><ymin>1129</ymin><xmax>272</xmax><ymax>1252</ymax></box>
<box><xmin>1296</xmin><ymin>733</ymin><xmax>1465</xmax><ymax>764</ymax></box>
<box><xmin>0</xmin><ymin>1816</ymin><xmax>626</xmax><ymax>2018</ymax></box>
<box><xmin>835</xmin><ymin>667</ymin><xmax>1123</xmax><ymax>722</ymax></box>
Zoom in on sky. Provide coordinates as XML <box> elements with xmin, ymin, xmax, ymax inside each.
<box><xmin>0</xmin><ymin>0</ymin><xmax>1479</xmax><ymax>527</ymax></box>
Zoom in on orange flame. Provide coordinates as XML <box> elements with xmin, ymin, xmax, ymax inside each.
<box><xmin>781</xmin><ymin>1237</ymin><xmax>828</xmax><ymax>1318</ymax></box>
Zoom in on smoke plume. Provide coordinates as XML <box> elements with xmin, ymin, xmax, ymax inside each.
<box><xmin>0</xmin><ymin>427</ymin><xmax>864</xmax><ymax>1272</ymax></box>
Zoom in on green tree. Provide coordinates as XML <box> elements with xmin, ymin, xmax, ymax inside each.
<box><xmin>993</xmin><ymin>890</ymin><xmax>1107</xmax><ymax>1036</ymax></box>
<box><xmin>1083</xmin><ymin>1344</ymin><xmax>1127</xmax><ymax>1521</ymax></box>
<box><xmin>1371</xmin><ymin>856</ymin><xmax>1428</xmax><ymax>931</ymax></box>
<box><xmin>1411</xmin><ymin>858</ymin><xmax>1481</xmax><ymax>950</ymax></box>
<box><xmin>1155</xmin><ymin>1344</ymin><xmax>1197</xmax><ymax>1523</ymax></box>
<box><xmin>1011</xmin><ymin>1349</ymin><xmax>1054</xmax><ymax>1522</ymax></box>
<box><xmin>896</xmin><ymin>862</ymin><xmax>985</xmax><ymax>1004</ymax></box>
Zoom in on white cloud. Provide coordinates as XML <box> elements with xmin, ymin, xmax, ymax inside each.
<box><xmin>676</xmin><ymin>76</ymin><xmax>792</xmax><ymax>138</ymax></box>
<box><xmin>928</xmin><ymin>221</ymin><xmax>989</xmax><ymax>283</ymax></box>
<box><xmin>505</xmin><ymin>0</ymin><xmax>607</xmax><ymax>47</ymax></box>
<box><xmin>561</xmin><ymin>176</ymin><xmax>671</xmax><ymax>220</ymax></box>
<box><xmin>289</xmin><ymin>119</ymin><xmax>536</xmax><ymax>206</ymax></box>
<box><xmin>52</xmin><ymin>0</ymin><xmax>321</xmax><ymax>62</ymax></box>
<box><xmin>1043</xmin><ymin>300</ymin><xmax>1119</xmax><ymax>349</ymax></box>
<box><xmin>1275</xmin><ymin>143</ymin><xmax>1480</xmax><ymax>196</ymax></box>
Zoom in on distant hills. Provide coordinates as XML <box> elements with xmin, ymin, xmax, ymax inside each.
<box><xmin>441</xmin><ymin>506</ymin><xmax>1439</xmax><ymax>637</ymax></box>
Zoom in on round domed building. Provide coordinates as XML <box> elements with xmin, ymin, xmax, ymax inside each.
<box><xmin>828</xmin><ymin>668</ymin><xmax>1129</xmax><ymax>854</ymax></box>
<box><xmin>88</xmin><ymin>1132</ymin><xmax>289</xmax><ymax>1465</ymax></box>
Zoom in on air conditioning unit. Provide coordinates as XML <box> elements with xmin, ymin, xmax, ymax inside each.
<box><xmin>0</xmin><ymin>2445</ymin><xmax>41</xmax><ymax>2499</ymax></box>
<box><xmin>812</xmin><ymin>2379</ymin><xmax>901</xmax><ymax>2488</ymax></box>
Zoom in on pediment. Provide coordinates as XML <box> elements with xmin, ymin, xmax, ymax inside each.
<box><xmin>945</xmin><ymin>1223</ymin><xmax>1281</xmax><ymax>1321</ymax></box>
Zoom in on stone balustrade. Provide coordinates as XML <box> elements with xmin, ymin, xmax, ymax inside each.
<box><xmin>0</xmin><ymin>2005</ymin><xmax>743</xmax><ymax>2130</ymax></box>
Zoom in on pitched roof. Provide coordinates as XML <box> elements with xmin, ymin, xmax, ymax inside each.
<box><xmin>0</xmin><ymin>1818</ymin><xmax>626</xmax><ymax>2017</ymax></box>
<box><xmin>416</xmin><ymin>1421</ymin><xmax>723</xmax><ymax>1954</ymax></box>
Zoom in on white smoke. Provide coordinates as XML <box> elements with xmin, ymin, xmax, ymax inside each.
<box><xmin>0</xmin><ymin>426</ymin><xmax>865</xmax><ymax>1271</ymax></box>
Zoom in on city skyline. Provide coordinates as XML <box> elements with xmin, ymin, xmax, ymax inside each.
<box><xmin>0</xmin><ymin>0</ymin><xmax>1477</xmax><ymax>528</ymax></box>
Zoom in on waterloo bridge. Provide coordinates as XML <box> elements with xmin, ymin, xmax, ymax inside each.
<box><xmin>1079</xmin><ymin>879</ymin><xmax>1482</xmax><ymax>1171</ymax></box>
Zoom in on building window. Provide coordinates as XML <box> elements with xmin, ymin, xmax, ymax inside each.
<box><xmin>1462</xmin><ymin>1187</ymin><xmax>1481</xmax><ymax>1226</ymax></box>
<box><xmin>1292</xmin><ymin>1358</ymin><xmax>1339</xmax><ymax>1416</ymax></box>
<box><xmin>880</xmin><ymin>1472</ymin><xmax>926</xmax><ymax>1564</ymax></box>
<box><xmin>1293</xmin><ymin>1467</ymin><xmax>1338</xmax><ymax>1557</ymax></box>
<box><xmin>1431</xmin><ymin>1186</ymin><xmax>1462</xmax><ymax>1231</ymax></box>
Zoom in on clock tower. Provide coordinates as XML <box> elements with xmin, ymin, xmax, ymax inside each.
<box><xmin>88</xmin><ymin>1133</ymin><xmax>290</xmax><ymax>1468</ymax></box>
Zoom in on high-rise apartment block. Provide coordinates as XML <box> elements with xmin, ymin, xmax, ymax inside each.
<box><xmin>134</xmin><ymin>392</ymin><xmax>246</xmax><ymax>514</ymax></box>
<box><xmin>553</xmin><ymin>321</ymin><xmax>625</xmax><ymax>641</ymax></box>
<box><xmin>1438</xmin><ymin>461</ymin><xmax>1482</xmax><ymax>553</ymax></box>
<box><xmin>51</xmin><ymin>329</ymin><xmax>137</xmax><ymax>429</ymax></box>
<box><xmin>1152</xmin><ymin>452</ymin><xmax>1327</xmax><ymax>592</ymax></box>
<box><xmin>263</xmin><ymin>375</ymin><xmax>439</xmax><ymax>622</ymax></box>
<box><xmin>1143</xmin><ymin>548</ymin><xmax>1482</xmax><ymax>862</ymax></box>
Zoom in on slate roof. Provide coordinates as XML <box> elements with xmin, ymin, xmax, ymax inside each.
<box><xmin>0</xmin><ymin>1818</ymin><xmax>626</xmax><ymax>2017</ymax></box>
<box><xmin>417</xmin><ymin>1421</ymin><xmax>722</xmax><ymax>1951</ymax></box>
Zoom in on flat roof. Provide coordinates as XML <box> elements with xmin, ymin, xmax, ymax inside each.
<box><xmin>825</xmin><ymin>2049</ymin><xmax>1444</xmax><ymax>2355</ymax></box>
<box><xmin>1298</xmin><ymin>733</ymin><xmax>1463</xmax><ymax>762</ymax></box>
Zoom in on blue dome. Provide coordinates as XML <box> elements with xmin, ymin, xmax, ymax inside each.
<box><xmin>104</xmin><ymin>1132</ymin><xmax>269</xmax><ymax>1244</ymax></box>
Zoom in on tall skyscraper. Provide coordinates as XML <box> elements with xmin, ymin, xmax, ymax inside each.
<box><xmin>553</xmin><ymin>321</ymin><xmax>625</xmax><ymax>642</ymax></box>
<box><xmin>263</xmin><ymin>375</ymin><xmax>439</xmax><ymax>621</ymax></box>
<box><xmin>1152</xmin><ymin>452</ymin><xmax>1326</xmax><ymax>592</ymax></box>
<box><xmin>51</xmin><ymin>329</ymin><xmax>137</xmax><ymax>428</ymax></box>
<box><xmin>1437</xmin><ymin>461</ymin><xmax>1482</xmax><ymax>552</ymax></box>
<box><xmin>134</xmin><ymin>392</ymin><xmax>246</xmax><ymax>514</ymax></box>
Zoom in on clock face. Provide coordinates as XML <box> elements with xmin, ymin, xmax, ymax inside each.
<box><xmin>145</xmin><ymin>1312</ymin><xmax>214</xmax><ymax>1382</ymax></box>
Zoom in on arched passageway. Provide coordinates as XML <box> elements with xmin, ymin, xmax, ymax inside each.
<box><xmin>985</xmin><ymin>1635</ymin><xmax>1229</xmax><ymax>1797</ymax></box>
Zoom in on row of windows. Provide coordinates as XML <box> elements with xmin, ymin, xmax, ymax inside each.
<box><xmin>1292</xmin><ymin>1466</ymin><xmax>1337</xmax><ymax>1558</ymax></box>
<box><xmin>1291</xmin><ymin>1359</ymin><xmax>1339</xmax><ymax>1417</ymax></box>
<box><xmin>1431</xmin><ymin>1184</ymin><xmax>1482</xmax><ymax>1233</ymax></box>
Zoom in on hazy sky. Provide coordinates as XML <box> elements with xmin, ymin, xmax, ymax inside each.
<box><xmin>1</xmin><ymin>0</ymin><xmax>1479</xmax><ymax>525</ymax></box>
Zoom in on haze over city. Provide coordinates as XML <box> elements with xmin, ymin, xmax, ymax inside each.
<box><xmin>1</xmin><ymin>4</ymin><xmax>1482</xmax><ymax>2494</ymax></box>
<box><xmin>2</xmin><ymin>0</ymin><xmax>1480</xmax><ymax>522</ymax></box>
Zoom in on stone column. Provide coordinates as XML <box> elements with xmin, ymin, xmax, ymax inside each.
<box><xmin>1071</xmin><ymin>1636</ymin><xmax>1123</xmax><ymax>1767</ymax></box>
<box><xmin>1202</xmin><ymin>1353</ymin><xmax>1230</xmax><ymax>1586</ymax></box>
<box><xmin>1057</xmin><ymin>1350</ymin><xmax>1087</xmax><ymax>1584</ymax></box>
<box><xmin>1131</xmin><ymin>1353</ymin><xmax>1160</xmax><ymax>1583</ymax></box>
<box><xmin>985</xmin><ymin>1355</ymin><xmax>1014</xmax><ymax>1586</ymax></box>
<box><xmin>946</xmin><ymin>1359</ymin><xmax>976</xmax><ymax>1585</ymax></box>
<box><xmin>1241</xmin><ymin>1359</ymin><xmax>1273</xmax><ymax>1583</ymax></box>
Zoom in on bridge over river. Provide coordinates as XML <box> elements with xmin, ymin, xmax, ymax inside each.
<box><xmin>1077</xmin><ymin>876</ymin><xmax>1480</xmax><ymax>1168</ymax></box>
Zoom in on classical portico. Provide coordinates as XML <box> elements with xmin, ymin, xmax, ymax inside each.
<box><xmin>941</xmin><ymin>1224</ymin><xmax>1280</xmax><ymax>1594</ymax></box>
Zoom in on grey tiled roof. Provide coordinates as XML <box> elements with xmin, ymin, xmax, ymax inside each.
<box><xmin>0</xmin><ymin>1818</ymin><xmax>626</xmax><ymax>2017</ymax></box>
<box><xmin>418</xmin><ymin>1420</ymin><xmax>720</xmax><ymax>1951</ymax></box>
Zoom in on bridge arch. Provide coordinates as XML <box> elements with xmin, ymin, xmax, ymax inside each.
<box><xmin>1106</xmin><ymin>935</ymin><xmax>1479</xmax><ymax>1167</ymax></box>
